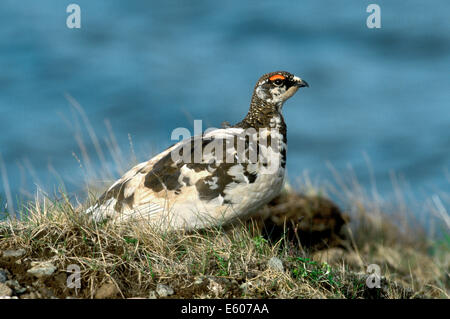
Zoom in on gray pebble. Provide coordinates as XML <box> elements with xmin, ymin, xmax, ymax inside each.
<box><xmin>267</xmin><ymin>257</ymin><xmax>284</xmax><ymax>272</ymax></box>
<box><xmin>0</xmin><ymin>269</ymin><xmax>8</xmax><ymax>283</ymax></box>
<box><xmin>156</xmin><ymin>284</ymin><xmax>174</xmax><ymax>297</ymax></box>
<box><xmin>2</xmin><ymin>249</ymin><xmax>26</xmax><ymax>258</ymax></box>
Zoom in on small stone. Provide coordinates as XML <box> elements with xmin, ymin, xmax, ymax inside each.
<box><xmin>267</xmin><ymin>257</ymin><xmax>284</xmax><ymax>272</ymax></box>
<box><xmin>2</xmin><ymin>249</ymin><xmax>26</xmax><ymax>258</ymax></box>
<box><xmin>156</xmin><ymin>284</ymin><xmax>174</xmax><ymax>297</ymax></box>
<box><xmin>15</xmin><ymin>287</ymin><xmax>27</xmax><ymax>294</ymax></box>
<box><xmin>95</xmin><ymin>283</ymin><xmax>119</xmax><ymax>299</ymax></box>
<box><xmin>0</xmin><ymin>269</ymin><xmax>8</xmax><ymax>283</ymax></box>
<box><xmin>27</xmin><ymin>261</ymin><xmax>56</xmax><ymax>278</ymax></box>
<box><xmin>148</xmin><ymin>290</ymin><xmax>157</xmax><ymax>299</ymax></box>
<box><xmin>0</xmin><ymin>282</ymin><xmax>13</xmax><ymax>297</ymax></box>
<box><xmin>5</xmin><ymin>279</ymin><xmax>26</xmax><ymax>294</ymax></box>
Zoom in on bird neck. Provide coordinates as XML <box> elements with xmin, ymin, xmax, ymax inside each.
<box><xmin>236</xmin><ymin>95</ymin><xmax>287</xmax><ymax>135</ymax></box>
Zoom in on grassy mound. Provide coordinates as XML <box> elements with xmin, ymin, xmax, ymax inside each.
<box><xmin>0</xmin><ymin>187</ymin><xmax>448</xmax><ymax>299</ymax></box>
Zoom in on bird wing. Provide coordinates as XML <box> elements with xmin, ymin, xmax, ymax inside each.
<box><xmin>85</xmin><ymin>127</ymin><xmax>260</xmax><ymax>223</ymax></box>
<box><xmin>86</xmin><ymin>125</ymin><xmax>284</xmax><ymax>229</ymax></box>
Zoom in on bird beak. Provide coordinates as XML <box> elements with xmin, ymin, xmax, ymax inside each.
<box><xmin>293</xmin><ymin>76</ymin><xmax>309</xmax><ymax>88</ymax></box>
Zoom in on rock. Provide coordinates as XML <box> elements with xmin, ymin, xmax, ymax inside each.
<box><xmin>148</xmin><ymin>290</ymin><xmax>157</xmax><ymax>299</ymax></box>
<box><xmin>15</xmin><ymin>287</ymin><xmax>27</xmax><ymax>294</ymax></box>
<box><xmin>95</xmin><ymin>282</ymin><xmax>119</xmax><ymax>299</ymax></box>
<box><xmin>267</xmin><ymin>257</ymin><xmax>284</xmax><ymax>272</ymax></box>
<box><xmin>2</xmin><ymin>249</ymin><xmax>26</xmax><ymax>258</ymax></box>
<box><xmin>156</xmin><ymin>284</ymin><xmax>174</xmax><ymax>297</ymax></box>
<box><xmin>256</xmin><ymin>193</ymin><xmax>350</xmax><ymax>250</ymax></box>
<box><xmin>27</xmin><ymin>261</ymin><xmax>56</xmax><ymax>278</ymax></box>
<box><xmin>0</xmin><ymin>282</ymin><xmax>13</xmax><ymax>297</ymax></box>
<box><xmin>5</xmin><ymin>280</ymin><xmax>26</xmax><ymax>294</ymax></box>
<box><xmin>0</xmin><ymin>269</ymin><xmax>8</xmax><ymax>283</ymax></box>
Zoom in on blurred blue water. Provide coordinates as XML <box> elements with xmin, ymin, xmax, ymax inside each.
<box><xmin>0</xmin><ymin>1</ymin><xmax>449</xmax><ymax>213</ymax></box>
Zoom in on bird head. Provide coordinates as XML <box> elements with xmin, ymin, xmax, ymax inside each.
<box><xmin>253</xmin><ymin>71</ymin><xmax>308</xmax><ymax>108</ymax></box>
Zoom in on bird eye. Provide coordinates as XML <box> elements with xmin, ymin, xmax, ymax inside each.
<box><xmin>273</xmin><ymin>79</ymin><xmax>283</xmax><ymax>86</ymax></box>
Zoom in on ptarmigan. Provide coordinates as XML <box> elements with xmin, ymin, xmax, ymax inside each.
<box><xmin>86</xmin><ymin>71</ymin><xmax>308</xmax><ymax>230</ymax></box>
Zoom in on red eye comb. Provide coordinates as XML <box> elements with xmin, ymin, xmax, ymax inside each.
<box><xmin>269</xmin><ymin>74</ymin><xmax>286</xmax><ymax>81</ymax></box>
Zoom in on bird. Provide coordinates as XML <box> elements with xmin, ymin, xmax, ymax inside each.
<box><xmin>85</xmin><ymin>71</ymin><xmax>309</xmax><ymax>230</ymax></box>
